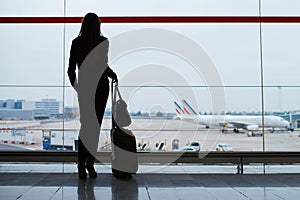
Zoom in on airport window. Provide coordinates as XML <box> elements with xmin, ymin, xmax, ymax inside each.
<box><xmin>0</xmin><ymin>0</ymin><xmax>300</xmax><ymax>155</ymax></box>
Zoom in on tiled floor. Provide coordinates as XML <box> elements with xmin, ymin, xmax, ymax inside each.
<box><xmin>0</xmin><ymin>164</ymin><xmax>300</xmax><ymax>200</ymax></box>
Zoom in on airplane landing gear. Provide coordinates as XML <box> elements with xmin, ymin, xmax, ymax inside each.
<box><xmin>233</xmin><ymin>128</ymin><xmax>239</xmax><ymax>133</ymax></box>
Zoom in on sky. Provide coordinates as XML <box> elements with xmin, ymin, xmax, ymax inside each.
<box><xmin>0</xmin><ymin>0</ymin><xmax>300</xmax><ymax>113</ymax></box>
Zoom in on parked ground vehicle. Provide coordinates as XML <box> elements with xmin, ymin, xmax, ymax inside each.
<box><xmin>176</xmin><ymin>147</ymin><xmax>198</xmax><ymax>152</ymax></box>
<box><xmin>216</xmin><ymin>144</ymin><xmax>234</xmax><ymax>151</ymax></box>
<box><xmin>43</xmin><ymin>130</ymin><xmax>78</xmax><ymax>151</ymax></box>
<box><xmin>137</xmin><ymin>142</ymin><xmax>151</xmax><ymax>151</ymax></box>
<box><xmin>247</xmin><ymin>132</ymin><xmax>263</xmax><ymax>137</ymax></box>
<box><xmin>155</xmin><ymin>142</ymin><xmax>166</xmax><ymax>151</ymax></box>
<box><xmin>187</xmin><ymin>141</ymin><xmax>200</xmax><ymax>151</ymax></box>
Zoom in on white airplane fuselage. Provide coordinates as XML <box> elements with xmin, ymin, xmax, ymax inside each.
<box><xmin>174</xmin><ymin>100</ymin><xmax>290</xmax><ymax>131</ymax></box>
<box><xmin>179</xmin><ymin>114</ymin><xmax>290</xmax><ymax>130</ymax></box>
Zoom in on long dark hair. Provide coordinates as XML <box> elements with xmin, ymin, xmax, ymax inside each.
<box><xmin>79</xmin><ymin>13</ymin><xmax>101</xmax><ymax>40</ymax></box>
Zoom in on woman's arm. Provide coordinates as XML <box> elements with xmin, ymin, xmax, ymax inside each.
<box><xmin>105</xmin><ymin>67</ymin><xmax>118</xmax><ymax>82</ymax></box>
<box><xmin>67</xmin><ymin>40</ymin><xmax>77</xmax><ymax>87</ymax></box>
<box><xmin>105</xmin><ymin>39</ymin><xmax>118</xmax><ymax>82</ymax></box>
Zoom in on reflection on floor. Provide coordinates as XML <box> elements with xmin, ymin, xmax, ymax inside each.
<box><xmin>0</xmin><ymin>172</ymin><xmax>300</xmax><ymax>200</ymax></box>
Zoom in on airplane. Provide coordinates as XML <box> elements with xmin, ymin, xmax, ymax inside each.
<box><xmin>174</xmin><ymin>100</ymin><xmax>291</xmax><ymax>132</ymax></box>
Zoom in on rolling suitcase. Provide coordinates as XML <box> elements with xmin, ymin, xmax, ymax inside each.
<box><xmin>110</xmin><ymin>82</ymin><xmax>138</xmax><ymax>178</ymax></box>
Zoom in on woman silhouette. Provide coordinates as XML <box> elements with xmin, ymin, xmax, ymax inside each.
<box><xmin>68</xmin><ymin>13</ymin><xmax>117</xmax><ymax>179</ymax></box>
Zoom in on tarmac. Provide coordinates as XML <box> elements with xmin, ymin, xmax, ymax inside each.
<box><xmin>1</xmin><ymin>118</ymin><xmax>300</xmax><ymax>152</ymax></box>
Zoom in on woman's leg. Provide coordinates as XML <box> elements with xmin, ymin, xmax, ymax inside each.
<box><xmin>78</xmin><ymin>137</ymin><xmax>87</xmax><ymax>168</ymax></box>
<box><xmin>79</xmin><ymin>121</ymin><xmax>100</xmax><ymax>178</ymax></box>
<box><xmin>86</xmin><ymin>83</ymin><xmax>109</xmax><ymax>168</ymax></box>
<box><xmin>78</xmin><ymin>137</ymin><xmax>87</xmax><ymax>179</ymax></box>
<box><xmin>95</xmin><ymin>83</ymin><xmax>109</xmax><ymax>129</ymax></box>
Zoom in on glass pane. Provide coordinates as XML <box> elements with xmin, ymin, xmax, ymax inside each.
<box><xmin>66</xmin><ymin>0</ymin><xmax>258</xmax><ymax>16</ymax></box>
<box><xmin>262</xmin><ymin>24</ymin><xmax>300</xmax><ymax>86</ymax></box>
<box><xmin>0</xmin><ymin>0</ymin><xmax>63</xmax><ymax>16</ymax></box>
<box><xmin>264</xmin><ymin>87</ymin><xmax>300</xmax><ymax>152</ymax></box>
<box><xmin>0</xmin><ymin>87</ymin><xmax>63</xmax><ymax>151</ymax></box>
<box><xmin>0</xmin><ymin>24</ymin><xmax>64</xmax><ymax>85</ymax></box>
<box><xmin>262</xmin><ymin>0</ymin><xmax>300</xmax><ymax>16</ymax></box>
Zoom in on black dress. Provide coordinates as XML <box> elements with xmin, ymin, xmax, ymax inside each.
<box><xmin>68</xmin><ymin>35</ymin><xmax>115</xmax><ymax>167</ymax></box>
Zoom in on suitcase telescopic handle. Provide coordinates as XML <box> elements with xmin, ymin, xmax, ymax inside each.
<box><xmin>111</xmin><ymin>81</ymin><xmax>116</xmax><ymax>128</ymax></box>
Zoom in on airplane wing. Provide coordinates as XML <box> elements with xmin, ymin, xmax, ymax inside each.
<box><xmin>227</xmin><ymin>121</ymin><xmax>249</xmax><ymax>129</ymax></box>
<box><xmin>226</xmin><ymin>121</ymin><xmax>259</xmax><ymax>130</ymax></box>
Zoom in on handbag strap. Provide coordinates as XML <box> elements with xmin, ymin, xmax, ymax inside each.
<box><xmin>111</xmin><ymin>81</ymin><xmax>124</xmax><ymax>128</ymax></box>
<box><xmin>115</xmin><ymin>84</ymin><xmax>123</xmax><ymax>101</ymax></box>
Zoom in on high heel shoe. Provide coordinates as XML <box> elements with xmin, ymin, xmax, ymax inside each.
<box><xmin>86</xmin><ymin>166</ymin><xmax>97</xmax><ymax>178</ymax></box>
<box><xmin>78</xmin><ymin>167</ymin><xmax>87</xmax><ymax>179</ymax></box>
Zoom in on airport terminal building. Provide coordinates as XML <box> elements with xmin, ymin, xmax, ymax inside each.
<box><xmin>0</xmin><ymin>99</ymin><xmax>63</xmax><ymax>120</ymax></box>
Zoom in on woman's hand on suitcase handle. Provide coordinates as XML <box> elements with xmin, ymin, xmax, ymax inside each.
<box><xmin>112</xmin><ymin>72</ymin><xmax>118</xmax><ymax>83</ymax></box>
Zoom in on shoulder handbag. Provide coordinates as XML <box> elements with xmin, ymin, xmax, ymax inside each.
<box><xmin>112</xmin><ymin>83</ymin><xmax>132</xmax><ymax>128</ymax></box>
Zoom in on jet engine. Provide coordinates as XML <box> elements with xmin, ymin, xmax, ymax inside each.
<box><xmin>246</xmin><ymin>124</ymin><xmax>259</xmax><ymax>131</ymax></box>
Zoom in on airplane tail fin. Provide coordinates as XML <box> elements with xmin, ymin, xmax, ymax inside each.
<box><xmin>174</xmin><ymin>101</ymin><xmax>185</xmax><ymax>115</ymax></box>
<box><xmin>181</xmin><ymin>99</ymin><xmax>198</xmax><ymax>115</ymax></box>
